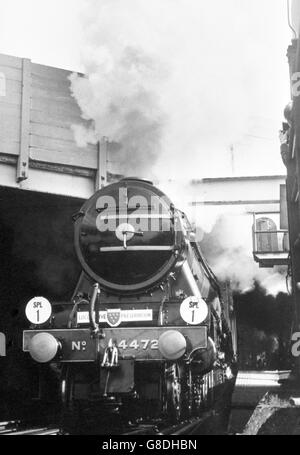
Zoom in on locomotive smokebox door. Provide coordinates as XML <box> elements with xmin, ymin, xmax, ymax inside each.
<box><xmin>100</xmin><ymin>360</ymin><xmax>135</xmax><ymax>394</ymax></box>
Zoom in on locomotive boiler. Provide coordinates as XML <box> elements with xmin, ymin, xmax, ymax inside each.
<box><xmin>22</xmin><ymin>178</ymin><xmax>236</xmax><ymax>429</ymax></box>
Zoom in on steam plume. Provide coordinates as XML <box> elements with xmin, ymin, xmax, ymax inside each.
<box><xmin>70</xmin><ymin>0</ymin><xmax>288</xmax><ymax>179</ymax></box>
<box><xmin>200</xmin><ymin>212</ymin><xmax>288</xmax><ymax>295</ymax></box>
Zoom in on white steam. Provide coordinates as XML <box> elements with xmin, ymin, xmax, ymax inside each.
<box><xmin>199</xmin><ymin>211</ymin><xmax>288</xmax><ymax>296</ymax></box>
<box><xmin>70</xmin><ymin>0</ymin><xmax>289</xmax><ymax>179</ymax></box>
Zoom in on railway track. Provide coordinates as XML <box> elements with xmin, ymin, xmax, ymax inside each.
<box><xmin>0</xmin><ymin>411</ymin><xmax>212</xmax><ymax>436</ymax></box>
<box><xmin>0</xmin><ymin>422</ymin><xmax>60</xmax><ymax>436</ymax></box>
<box><xmin>0</xmin><ymin>421</ymin><xmax>20</xmax><ymax>434</ymax></box>
<box><xmin>123</xmin><ymin>412</ymin><xmax>213</xmax><ymax>436</ymax></box>
<box><xmin>8</xmin><ymin>427</ymin><xmax>61</xmax><ymax>435</ymax></box>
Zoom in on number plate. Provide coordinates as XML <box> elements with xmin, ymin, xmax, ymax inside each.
<box><xmin>118</xmin><ymin>338</ymin><xmax>158</xmax><ymax>351</ymax></box>
<box><xmin>100</xmin><ymin>327</ymin><xmax>207</xmax><ymax>360</ymax></box>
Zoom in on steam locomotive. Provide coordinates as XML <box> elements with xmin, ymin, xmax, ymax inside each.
<box><xmin>22</xmin><ymin>178</ymin><xmax>237</xmax><ymax>430</ymax></box>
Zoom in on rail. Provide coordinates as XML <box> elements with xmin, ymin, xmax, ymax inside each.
<box><xmin>0</xmin><ymin>422</ymin><xmax>61</xmax><ymax>436</ymax></box>
<box><xmin>123</xmin><ymin>413</ymin><xmax>213</xmax><ymax>436</ymax></box>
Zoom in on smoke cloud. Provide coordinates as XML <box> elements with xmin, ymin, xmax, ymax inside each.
<box><xmin>70</xmin><ymin>0</ymin><xmax>289</xmax><ymax>180</ymax></box>
<box><xmin>69</xmin><ymin>11</ymin><xmax>167</xmax><ymax>176</ymax></box>
<box><xmin>200</xmin><ymin>211</ymin><xmax>288</xmax><ymax>296</ymax></box>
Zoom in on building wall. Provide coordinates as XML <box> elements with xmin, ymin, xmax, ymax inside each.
<box><xmin>0</xmin><ymin>53</ymin><xmax>107</xmax><ymax>199</ymax></box>
<box><xmin>190</xmin><ymin>175</ymin><xmax>285</xmax><ymax>213</ymax></box>
<box><xmin>188</xmin><ymin>175</ymin><xmax>285</xmax><ymax>238</ymax></box>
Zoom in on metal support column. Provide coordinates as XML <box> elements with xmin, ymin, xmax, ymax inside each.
<box><xmin>96</xmin><ymin>137</ymin><xmax>108</xmax><ymax>190</ymax></box>
<box><xmin>17</xmin><ymin>58</ymin><xmax>31</xmax><ymax>183</ymax></box>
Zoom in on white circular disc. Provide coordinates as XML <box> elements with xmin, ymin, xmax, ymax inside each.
<box><xmin>25</xmin><ymin>297</ymin><xmax>52</xmax><ymax>325</ymax></box>
<box><xmin>115</xmin><ymin>223</ymin><xmax>135</xmax><ymax>242</ymax></box>
<box><xmin>180</xmin><ymin>296</ymin><xmax>208</xmax><ymax>325</ymax></box>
